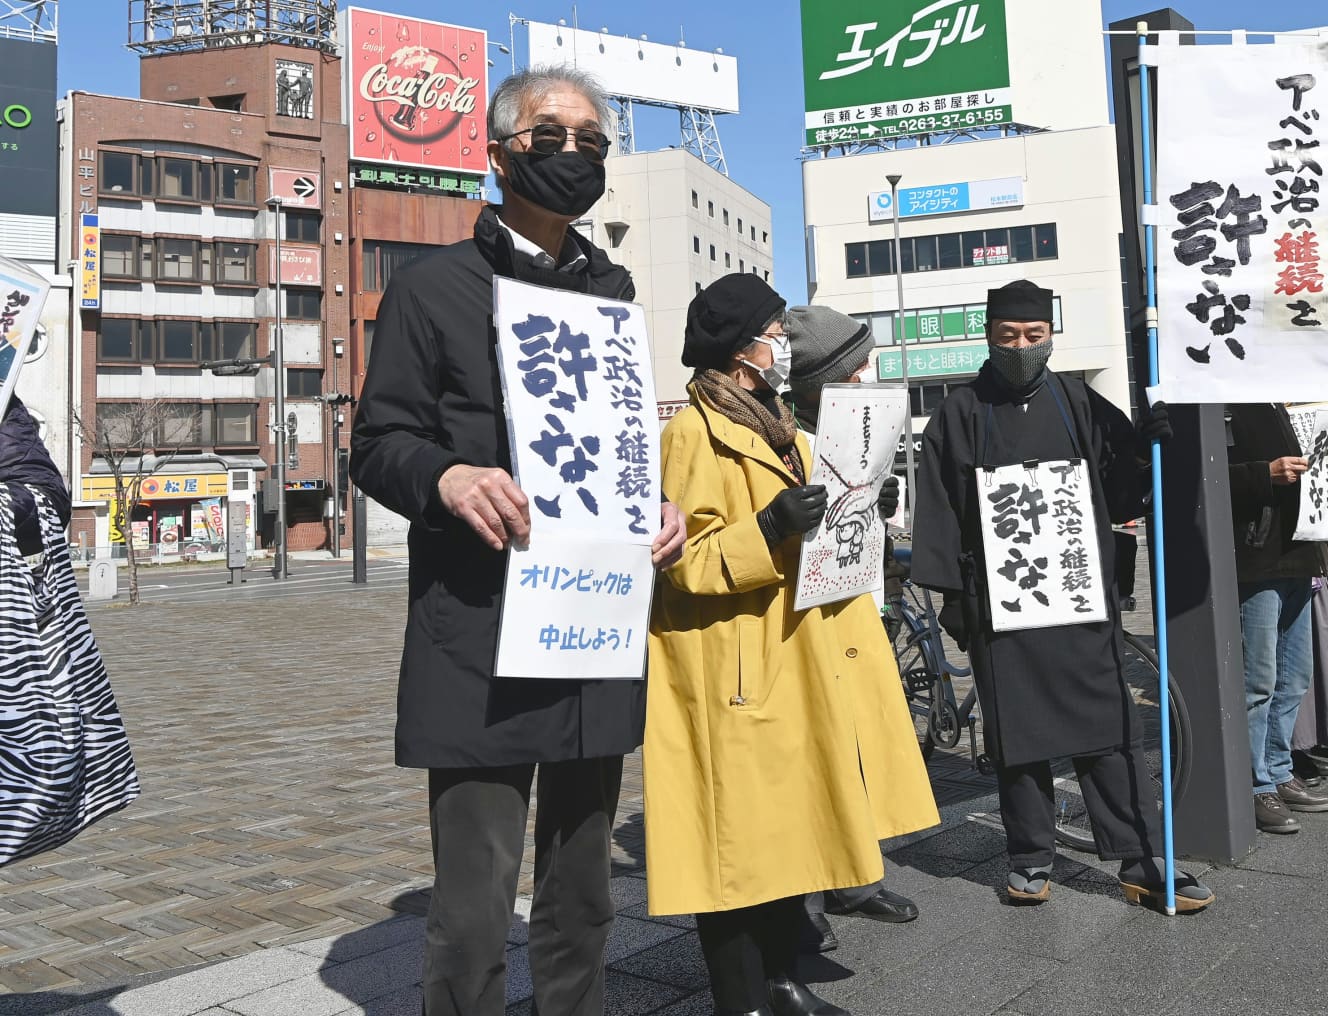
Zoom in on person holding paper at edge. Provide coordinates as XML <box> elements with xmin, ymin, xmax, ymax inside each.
<box><xmin>781</xmin><ymin>305</ymin><xmax>937</xmax><ymax>953</ymax></box>
<box><xmin>1226</xmin><ymin>403</ymin><xmax>1328</xmax><ymax>833</ymax></box>
<box><xmin>646</xmin><ymin>276</ymin><xmax>937</xmax><ymax>1016</ymax></box>
<box><xmin>350</xmin><ymin>66</ymin><xmax>685</xmax><ymax>1016</ymax></box>
<box><xmin>910</xmin><ymin>280</ymin><xmax>1213</xmax><ymax>912</ymax></box>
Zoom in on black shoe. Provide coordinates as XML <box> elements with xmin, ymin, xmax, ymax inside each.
<box><xmin>826</xmin><ymin>888</ymin><xmax>918</xmax><ymax>923</ymax></box>
<box><xmin>1292</xmin><ymin>750</ymin><xmax>1327</xmax><ymax>785</ymax></box>
<box><xmin>1255</xmin><ymin>791</ymin><xmax>1302</xmax><ymax>833</ymax></box>
<box><xmin>767</xmin><ymin>976</ymin><xmax>850</xmax><ymax>1016</ymax></box>
<box><xmin>797</xmin><ymin>909</ymin><xmax>838</xmax><ymax>953</ymax></box>
<box><xmin>1277</xmin><ymin>775</ymin><xmax>1328</xmax><ymax>812</ymax></box>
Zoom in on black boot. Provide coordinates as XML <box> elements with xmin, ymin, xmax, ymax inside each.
<box><xmin>797</xmin><ymin>909</ymin><xmax>838</xmax><ymax>953</ymax></box>
<box><xmin>767</xmin><ymin>976</ymin><xmax>851</xmax><ymax>1016</ymax></box>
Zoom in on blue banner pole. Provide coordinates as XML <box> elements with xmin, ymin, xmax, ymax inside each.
<box><xmin>1136</xmin><ymin>23</ymin><xmax>1177</xmax><ymax>917</ymax></box>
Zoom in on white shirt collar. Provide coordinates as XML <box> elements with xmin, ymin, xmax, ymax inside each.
<box><xmin>496</xmin><ymin>215</ymin><xmax>588</xmax><ymax>274</ymax></box>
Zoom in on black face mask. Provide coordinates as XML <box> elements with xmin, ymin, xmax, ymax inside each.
<box><xmin>503</xmin><ymin>150</ymin><xmax>605</xmax><ymax>218</ymax></box>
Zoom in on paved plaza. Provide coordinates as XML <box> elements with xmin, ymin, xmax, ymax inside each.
<box><xmin>2</xmin><ymin>550</ymin><xmax>1328</xmax><ymax>1015</ymax></box>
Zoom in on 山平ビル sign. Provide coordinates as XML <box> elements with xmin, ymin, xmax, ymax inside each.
<box><xmin>801</xmin><ymin>0</ymin><xmax>1013</xmax><ymax>146</ymax></box>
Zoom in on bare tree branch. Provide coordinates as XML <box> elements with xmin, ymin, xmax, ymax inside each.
<box><xmin>74</xmin><ymin>400</ymin><xmax>202</xmax><ymax>605</ymax></box>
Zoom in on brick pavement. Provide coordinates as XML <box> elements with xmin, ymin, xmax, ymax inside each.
<box><xmin>0</xmin><ymin>537</ymin><xmax>1156</xmax><ymax>1001</ymax></box>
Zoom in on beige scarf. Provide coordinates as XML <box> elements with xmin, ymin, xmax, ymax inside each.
<box><xmin>690</xmin><ymin>370</ymin><xmax>805</xmax><ymax>483</ymax></box>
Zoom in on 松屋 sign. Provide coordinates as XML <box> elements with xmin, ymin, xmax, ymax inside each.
<box><xmin>869</xmin><ymin>176</ymin><xmax>1024</xmax><ymax>222</ymax></box>
<box><xmin>801</xmin><ymin>0</ymin><xmax>1013</xmax><ymax>147</ymax></box>
<box><xmin>342</xmin><ymin>7</ymin><xmax>488</xmax><ymax>176</ymax></box>
<box><xmin>79</xmin><ymin>213</ymin><xmax>100</xmax><ymax>309</ymax></box>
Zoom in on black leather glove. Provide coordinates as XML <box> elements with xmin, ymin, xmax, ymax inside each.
<box><xmin>1136</xmin><ymin>400</ymin><xmax>1172</xmax><ymax>453</ymax></box>
<box><xmin>937</xmin><ymin>597</ymin><xmax>968</xmax><ymax>653</ymax></box>
<box><xmin>877</xmin><ymin>475</ymin><xmax>900</xmax><ymax>520</ymax></box>
<box><xmin>757</xmin><ymin>484</ymin><xmax>827</xmax><ymax>542</ymax></box>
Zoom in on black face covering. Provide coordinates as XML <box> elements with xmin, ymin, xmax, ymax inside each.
<box><xmin>503</xmin><ymin>150</ymin><xmax>606</xmax><ymax>218</ymax></box>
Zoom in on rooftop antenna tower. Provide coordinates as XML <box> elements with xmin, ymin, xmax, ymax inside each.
<box><xmin>0</xmin><ymin>0</ymin><xmax>57</xmax><ymax>44</ymax></box>
<box><xmin>127</xmin><ymin>0</ymin><xmax>336</xmax><ymax>55</ymax></box>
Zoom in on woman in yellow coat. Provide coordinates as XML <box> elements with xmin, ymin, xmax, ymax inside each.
<box><xmin>646</xmin><ymin>275</ymin><xmax>939</xmax><ymax>1016</ymax></box>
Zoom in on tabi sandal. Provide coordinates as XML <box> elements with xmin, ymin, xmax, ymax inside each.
<box><xmin>1006</xmin><ymin>866</ymin><xmax>1052</xmax><ymax>903</ymax></box>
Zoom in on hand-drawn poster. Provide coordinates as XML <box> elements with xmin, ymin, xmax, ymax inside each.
<box><xmin>1288</xmin><ymin>404</ymin><xmax>1328</xmax><ymax>541</ymax></box>
<box><xmin>492</xmin><ymin>277</ymin><xmax>659</xmax><ymax>679</ymax></box>
<box><xmin>1154</xmin><ymin>39</ymin><xmax>1328</xmax><ymax>403</ymax></box>
<box><xmin>794</xmin><ymin>384</ymin><xmax>907</xmax><ymax>611</ymax></box>
<box><xmin>0</xmin><ymin>256</ymin><xmax>51</xmax><ymax>421</ymax></box>
<box><xmin>977</xmin><ymin>459</ymin><xmax>1107</xmax><ymax>632</ymax></box>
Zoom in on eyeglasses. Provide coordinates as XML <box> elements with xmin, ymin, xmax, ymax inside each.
<box><xmin>499</xmin><ymin>123</ymin><xmax>612</xmax><ymax>162</ymax></box>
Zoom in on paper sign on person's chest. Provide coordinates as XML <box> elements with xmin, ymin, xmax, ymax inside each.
<box><xmin>976</xmin><ymin>459</ymin><xmax>1108</xmax><ymax>632</ymax></box>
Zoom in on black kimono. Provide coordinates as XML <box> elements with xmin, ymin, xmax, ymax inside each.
<box><xmin>911</xmin><ymin>366</ymin><xmax>1144</xmax><ymax>767</ymax></box>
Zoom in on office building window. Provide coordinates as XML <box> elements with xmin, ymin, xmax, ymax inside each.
<box><xmin>723</xmin><ymin>209</ymin><xmax>729</xmax><ymax>226</ymax></box>
<box><xmin>102</xmin><ymin>234</ymin><xmax>139</xmax><ymax>279</ymax></box>
<box><xmin>285</xmin><ymin>290</ymin><xmax>322</xmax><ymax>319</ymax></box>
<box><xmin>287</xmin><ymin>368</ymin><xmax>323</xmax><ymax>398</ymax></box>
<box><xmin>693</xmin><ymin>236</ymin><xmax>700</xmax><ymax>254</ymax></box>
<box><xmin>725</xmin><ymin>252</ymin><xmax>731</xmax><ymax>268</ymax></box>
<box><xmin>157</xmin><ymin>238</ymin><xmax>199</xmax><ymax>281</ymax></box>
<box><xmin>709</xmin><ymin>244</ymin><xmax>716</xmax><ymax>261</ymax></box>
<box><xmin>158</xmin><ymin>158</ymin><xmax>197</xmax><ymax>201</ymax></box>
<box><xmin>216</xmin><ymin>243</ymin><xmax>258</xmax><ymax>285</ymax></box>
<box><xmin>846</xmin><ymin>222</ymin><xmax>1060</xmax><ymax>279</ymax></box>
<box><xmin>216</xmin><ymin>163</ymin><xmax>257</xmax><ymax>205</ymax></box>
<box><xmin>691</xmin><ymin>190</ymin><xmax>698</xmax><ymax>208</ymax></box>
<box><xmin>708</xmin><ymin>200</ymin><xmax>714</xmax><ymax>217</ymax></box>
<box><xmin>737</xmin><ymin>217</ymin><xmax>743</xmax><ymax>234</ymax></box>
<box><xmin>214</xmin><ymin>403</ymin><xmax>259</xmax><ymax>445</ymax></box>
<box><xmin>284</xmin><ymin>211</ymin><xmax>321</xmax><ymax>243</ymax></box>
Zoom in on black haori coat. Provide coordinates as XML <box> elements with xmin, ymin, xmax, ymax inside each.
<box><xmin>351</xmin><ymin>207</ymin><xmax>643</xmax><ymax>768</ymax></box>
<box><xmin>911</xmin><ymin>366</ymin><xmax>1145</xmax><ymax>766</ymax></box>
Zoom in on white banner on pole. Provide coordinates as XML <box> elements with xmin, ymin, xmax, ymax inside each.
<box><xmin>0</xmin><ymin>256</ymin><xmax>51</xmax><ymax>422</ymax></box>
<box><xmin>977</xmin><ymin>459</ymin><xmax>1107</xmax><ymax>632</ymax></box>
<box><xmin>1153</xmin><ymin>43</ymin><xmax>1328</xmax><ymax>403</ymax></box>
<box><xmin>794</xmin><ymin>384</ymin><xmax>907</xmax><ymax>611</ymax></box>
<box><xmin>492</xmin><ymin>277</ymin><xmax>659</xmax><ymax>679</ymax></box>
<box><xmin>1288</xmin><ymin>404</ymin><xmax>1328</xmax><ymax>542</ymax></box>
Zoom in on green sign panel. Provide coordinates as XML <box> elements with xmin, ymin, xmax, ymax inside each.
<box><xmin>352</xmin><ymin>164</ymin><xmax>483</xmax><ymax>197</ymax></box>
<box><xmin>876</xmin><ymin>341</ymin><xmax>990</xmax><ymax>381</ymax></box>
<box><xmin>801</xmin><ymin>0</ymin><xmax>1013</xmax><ymax>147</ymax></box>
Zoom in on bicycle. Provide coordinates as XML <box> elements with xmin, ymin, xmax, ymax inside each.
<box><xmin>888</xmin><ymin>546</ymin><xmax>1191</xmax><ymax>853</ymax></box>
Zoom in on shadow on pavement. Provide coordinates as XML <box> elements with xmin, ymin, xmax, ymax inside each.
<box><xmin>0</xmin><ymin>986</ymin><xmax>123</xmax><ymax>1016</ymax></box>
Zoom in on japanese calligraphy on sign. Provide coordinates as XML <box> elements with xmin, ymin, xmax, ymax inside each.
<box><xmin>794</xmin><ymin>384</ymin><xmax>908</xmax><ymax>611</ymax></box>
<box><xmin>0</xmin><ymin>255</ymin><xmax>50</xmax><ymax>422</ymax></box>
<box><xmin>1155</xmin><ymin>40</ymin><xmax>1328</xmax><ymax>403</ymax></box>
<box><xmin>1288</xmin><ymin>404</ymin><xmax>1328</xmax><ymax>542</ymax></box>
<box><xmin>492</xmin><ymin>277</ymin><xmax>660</xmax><ymax>679</ymax></box>
<box><xmin>977</xmin><ymin>459</ymin><xmax>1106</xmax><ymax>632</ymax></box>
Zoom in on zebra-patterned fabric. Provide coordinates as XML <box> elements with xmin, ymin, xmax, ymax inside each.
<box><xmin>0</xmin><ymin>487</ymin><xmax>139</xmax><ymax>865</ymax></box>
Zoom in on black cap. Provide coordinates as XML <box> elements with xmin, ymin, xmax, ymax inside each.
<box><xmin>682</xmin><ymin>273</ymin><xmax>786</xmax><ymax>369</ymax></box>
<box><xmin>986</xmin><ymin>280</ymin><xmax>1054</xmax><ymax>323</ymax></box>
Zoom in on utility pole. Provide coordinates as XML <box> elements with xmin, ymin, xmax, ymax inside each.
<box><xmin>887</xmin><ymin>173</ymin><xmax>916</xmax><ymax>525</ymax></box>
<box><xmin>329</xmin><ymin>335</ymin><xmax>345</xmax><ymax>559</ymax></box>
<box><xmin>267</xmin><ymin>195</ymin><xmax>289</xmax><ymax>579</ymax></box>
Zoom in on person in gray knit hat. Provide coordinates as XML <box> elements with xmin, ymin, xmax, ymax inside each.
<box><xmin>782</xmin><ymin>306</ymin><xmax>925</xmax><ymax>953</ymax></box>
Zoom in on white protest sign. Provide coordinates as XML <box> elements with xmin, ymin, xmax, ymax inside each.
<box><xmin>492</xmin><ymin>277</ymin><xmax>659</xmax><ymax>679</ymax></box>
<box><xmin>1288</xmin><ymin>405</ymin><xmax>1328</xmax><ymax>542</ymax></box>
<box><xmin>1153</xmin><ymin>42</ymin><xmax>1328</xmax><ymax>403</ymax></box>
<box><xmin>795</xmin><ymin>384</ymin><xmax>907</xmax><ymax>611</ymax></box>
<box><xmin>0</xmin><ymin>256</ymin><xmax>51</xmax><ymax>421</ymax></box>
<box><xmin>977</xmin><ymin>459</ymin><xmax>1107</xmax><ymax>632</ymax></box>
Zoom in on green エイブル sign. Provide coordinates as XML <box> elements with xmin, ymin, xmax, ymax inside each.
<box><xmin>801</xmin><ymin>0</ymin><xmax>1013</xmax><ymax>147</ymax></box>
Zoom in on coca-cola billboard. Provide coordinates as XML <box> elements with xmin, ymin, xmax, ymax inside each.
<box><xmin>344</xmin><ymin>7</ymin><xmax>488</xmax><ymax>176</ymax></box>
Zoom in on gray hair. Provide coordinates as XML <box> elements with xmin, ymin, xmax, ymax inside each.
<box><xmin>487</xmin><ymin>64</ymin><xmax>612</xmax><ymax>145</ymax></box>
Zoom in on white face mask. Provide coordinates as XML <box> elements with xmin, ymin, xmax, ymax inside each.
<box><xmin>740</xmin><ymin>334</ymin><xmax>792</xmax><ymax>390</ymax></box>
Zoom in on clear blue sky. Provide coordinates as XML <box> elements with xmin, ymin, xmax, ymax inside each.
<box><xmin>57</xmin><ymin>1</ymin><xmax>1322</xmax><ymax>304</ymax></box>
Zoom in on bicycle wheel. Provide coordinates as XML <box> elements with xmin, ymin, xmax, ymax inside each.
<box><xmin>891</xmin><ymin>610</ymin><xmax>937</xmax><ymax>759</ymax></box>
<box><xmin>1052</xmin><ymin>632</ymin><xmax>1192</xmax><ymax>853</ymax></box>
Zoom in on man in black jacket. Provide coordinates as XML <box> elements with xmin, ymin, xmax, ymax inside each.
<box><xmin>1227</xmin><ymin>403</ymin><xmax>1328</xmax><ymax>833</ymax></box>
<box><xmin>351</xmin><ymin>67</ymin><xmax>685</xmax><ymax>1016</ymax></box>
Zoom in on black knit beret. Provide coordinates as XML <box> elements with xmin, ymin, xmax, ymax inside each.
<box><xmin>682</xmin><ymin>273</ymin><xmax>786</xmax><ymax>369</ymax></box>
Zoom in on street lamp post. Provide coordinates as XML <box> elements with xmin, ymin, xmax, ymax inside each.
<box><xmin>330</xmin><ymin>336</ymin><xmax>344</xmax><ymax>559</ymax></box>
<box><xmin>887</xmin><ymin>173</ymin><xmax>916</xmax><ymax>526</ymax></box>
<box><xmin>267</xmin><ymin>195</ymin><xmax>289</xmax><ymax>580</ymax></box>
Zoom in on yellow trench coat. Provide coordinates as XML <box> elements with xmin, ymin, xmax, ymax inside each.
<box><xmin>645</xmin><ymin>398</ymin><xmax>939</xmax><ymax>916</ymax></box>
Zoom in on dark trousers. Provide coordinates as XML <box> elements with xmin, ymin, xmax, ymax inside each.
<box><xmin>803</xmin><ymin>879</ymin><xmax>884</xmax><ymax>920</ymax></box>
<box><xmin>695</xmin><ymin>896</ymin><xmax>802</xmax><ymax>1012</ymax></box>
<box><xmin>995</xmin><ymin>743</ymin><xmax>1161</xmax><ymax>869</ymax></box>
<box><xmin>422</xmin><ymin>757</ymin><xmax>624</xmax><ymax>1016</ymax></box>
